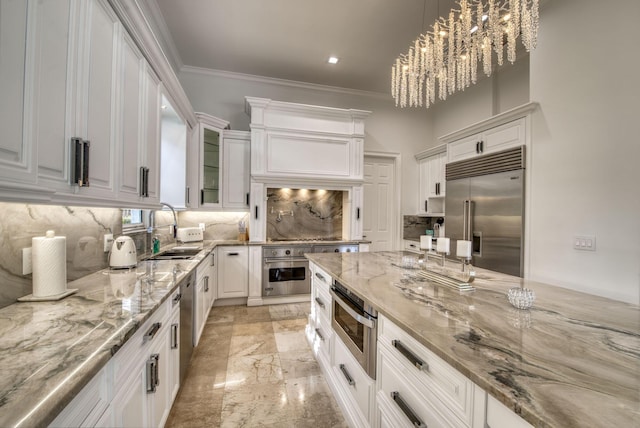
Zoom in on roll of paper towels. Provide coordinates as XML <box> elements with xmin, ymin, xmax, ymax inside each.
<box><xmin>32</xmin><ymin>230</ymin><xmax>67</xmax><ymax>297</ymax></box>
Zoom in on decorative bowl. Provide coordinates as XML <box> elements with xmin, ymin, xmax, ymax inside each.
<box><xmin>507</xmin><ymin>287</ymin><xmax>535</xmax><ymax>310</ymax></box>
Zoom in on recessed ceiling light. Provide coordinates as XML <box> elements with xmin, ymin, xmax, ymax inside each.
<box><xmin>328</xmin><ymin>56</ymin><xmax>339</xmax><ymax>64</ymax></box>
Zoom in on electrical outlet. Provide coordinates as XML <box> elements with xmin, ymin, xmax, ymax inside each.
<box><xmin>574</xmin><ymin>235</ymin><xmax>596</xmax><ymax>251</ymax></box>
<box><xmin>199</xmin><ymin>223</ymin><xmax>206</xmax><ymax>231</ymax></box>
<box><xmin>104</xmin><ymin>233</ymin><xmax>114</xmax><ymax>252</ymax></box>
<box><xmin>22</xmin><ymin>248</ymin><xmax>32</xmax><ymax>275</ymax></box>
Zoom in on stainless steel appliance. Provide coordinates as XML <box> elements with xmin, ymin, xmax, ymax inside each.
<box><xmin>330</xmin><ymin>280</ymin><xmax>378</xmax><ymax>379</ymax></box>
<box><xmin>445</xmin><ymin>146</ymin><xmax>525</xmax><ymax>277</ymax></box>
<box><xmin>178</xmin><ymin>272</ymin><xmax>195</xmax><ymax>383</ymax></box>
<box><xmin>263</xmin><ymin>245</ymin><xmax>312</xmax><ymax>296</ymax></box>
<box><xmin>262</xmin><ymin>242</ymin><xmax>359</xmax><ymax>296</ymax></box>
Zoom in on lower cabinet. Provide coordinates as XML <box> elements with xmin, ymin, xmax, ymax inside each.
<box><xmin>51</xmin><ymin>289</ymin><xmax>180</xmax><ymax>428</ymax></box>
<box><xmin>195</xmin><ymin>251</ymin><xmax>216</xmax><ymax>346</ymax></box>
<box><xmin>217</xmin><ymin>246</ymin><xmax>249</xmax><ymax>299</ymax></box>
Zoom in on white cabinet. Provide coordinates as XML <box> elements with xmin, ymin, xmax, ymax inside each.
<box><xmin>377</xmin><ymin>315</ymin><xmax>481</xmax><ymax>427</ymax></box>
<box><xmin>0</xmin><ymin>0</ymin><xmax>163</xmax><ymax>207</ymax></box>
<box><xmin>349</xmin><ymin>186</ymin><xmax>364</xmax><ymax>240</ymax></box>
<box><xmin>415</xmin><ymin>145</ymin><xmax>446</xmax><ymax>216</ymax></box>
<box><xmin>447</xmin><ymin>118</ymin><xmax>525</xmax><ymax>163</ymax></box>
<box><xmin>195</xmin><ymin>252</ymin><xmax>215</xmax><ymax>346</ymax></box>
<box><xmin>222</xmin><ymin>131</ymin><xmax>250</xmax><ymax>210</ymax></box>
<box><xmin>403</xmin><ymin>239</ymin><xmax>422</xmax><ymax>254</ymax></box>
<box><xmin>245</xmin><ymin>97</ymin><xmax>370</xmax><ymax>183</ymax></box>
<box><xmin>49</xmin><ymin>367</ymin><xmax>109</xmax><ymax>428</ymax></box>
<box><xmin>191</xmin><ymin>113</ymin><xmax>229</xmax><ymax>209</ymax></box>
<box><xmin>159</xmin><ymin>97</ymin><xmax>189</xmax><ymax>209</ymax></box>
<box><xmin>486</xmin><ymin>395</ymin><xmax>533</xmax><ymax>428</ymax></box>
<box><xmin>217</xmin><ymin>246</ymin><xmax>249</xmax><ymax>299</ymax></box>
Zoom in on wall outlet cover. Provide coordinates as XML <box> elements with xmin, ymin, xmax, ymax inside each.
<box><xmin>22</xmin><ymin>247</ymin><xmax>32</xmax><ymax>275</ymax></box>
<box><xmin>104</xmin><ymin>233</ymin><xmax>114</xmax><ymax>252</ymax></box>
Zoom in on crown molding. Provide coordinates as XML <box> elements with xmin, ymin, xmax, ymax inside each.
<box><xmin>139</xmin><ymin>0</ymin><xmax>184</xmax><ymax>72</ymax></box>
<box><xmin>181</xmin><ymin>66</ymin><xmax>392</xmax><ymax>101</ymax></box>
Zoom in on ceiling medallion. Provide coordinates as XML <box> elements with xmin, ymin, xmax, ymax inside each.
<box><xmin>391</xmin><ymin>0</ymin><xmax>539</xmax><ymax>108</ymax></box>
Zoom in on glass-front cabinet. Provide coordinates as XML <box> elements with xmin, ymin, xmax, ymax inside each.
<box><xmin>194</xmin><ymin>112</ymin><xmax>229</xmax><ymax>209</ymax></box>
<box><xmin>201</xmin><ymin>126</ymin><xmax>221</xmax><ymax>205</ymax></box>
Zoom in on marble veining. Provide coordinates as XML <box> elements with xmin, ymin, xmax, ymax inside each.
<box><xmin>266</xmin><ymin>188</ymin><xmax>343</xmax><ymax>240</ymax></box>
<box><xmin>306</xmin><ymin>251</ymin><xmax>640</xmax><ymax>428</ymax></box>
<box><xmin>0</xmin><ymin>242</ymin><xmax>224</xmax><ymax>428</ymax></box>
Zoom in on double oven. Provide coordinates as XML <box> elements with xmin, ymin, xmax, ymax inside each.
<box><xmin>262</xmin><ymin>242</ymin><xmax>358</xmax><ymax>297</ymax></box>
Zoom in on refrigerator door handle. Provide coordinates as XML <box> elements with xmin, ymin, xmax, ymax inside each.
<box><xmin>463</xmin><ymin>200</ymin><xmax>473</xmax><ymax>241</ymax></box>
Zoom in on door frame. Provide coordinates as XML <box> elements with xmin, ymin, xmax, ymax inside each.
<box><xmin>363</xmin><ymin>151</ymin><xmax>402</xmax><ymax>251</ymax></box>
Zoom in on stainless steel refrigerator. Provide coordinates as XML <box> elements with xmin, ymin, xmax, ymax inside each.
<box><xmin>445</xmin><ymin>146</ymin><xmax>525</xmax><ymax>277</ymax></box>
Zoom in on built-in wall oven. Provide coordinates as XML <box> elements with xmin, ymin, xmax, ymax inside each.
<box><xmin>262</xmin><ymin>243</ymin><xmax>359</xmax><ymax>297</ymax></box>
<box><xmin>263</xmin><ymin>246</ymin><xmax>312</xmax><ymax>296</ymax></box>
<box><xmin>331</xmin><ymin>280</ymin><xmax>378</xmax><ymax>379</ymax></box>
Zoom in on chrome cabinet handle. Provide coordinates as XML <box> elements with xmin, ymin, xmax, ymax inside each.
<box><xmin>315</xmin><ymin>272</ymin><xmax>326</xmax><ymax>283</ymax></box>
<box><xmin>314</xmin><ymin>297</ymin><xmax>325</xmax><ymax>308</ymax></box>
<box><xmin>171</xmin><ymin>323</ymin><xmax>179</xmax><ymax>349</ymax></box>
<box><xmin>392</xmin><ymin>340</ymin><xmax>428</xmax><ymax>371</ymax></box>
<box><xmin>246</xmin><ymin>192</ymin><xmax>250</xmax><ymax>206</ymax></box>
<box><xmin>339</xmin><ymin>364</ymin><xmax>355</xmax><ymax>386</ymax></box>
<box><xmin>143</xmin><ymin>322</ymin><xmax>162</xmax><ymax>342</ymax></box>
<box><xmin>255</xmin><ymin>205</ymin><xmax>259</xmax><ymax>219</ymax></box>
<box><xmin>146</xmin><ymin>354</ymin><xmax>159</xmax><ymax>393</ymax></box>
<box><xmin>315</xmin><ymin>328</ymin><xmax>325</xmax><ymax>342</ymax></box>
<box><xmin>391</xmin><ymin>391</ymin><xmax>426</xmax><ymax>428</ymax></box>
<box><xmin>211</xmin><ymin>253</ymin><xmax>215</xmax><ymax>266</ymax></box>
<box><xmin>172</xmin><ymin>293</ymin><xmax>182</xmax><ymax>306</ymax></box>
<box><xmin>71</xmin><ymin>138</ymin><xmax>90</xmax><ymax>187</ymax></box>
<box><xmin>204</xmin><ymin>276</ymin><xmax>209</xmax><ymax>292</ymax></box>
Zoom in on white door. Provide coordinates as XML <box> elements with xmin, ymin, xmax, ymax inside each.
<box><xmin>363</xmin><ymin>155</ymin><xmax>397</xmax><ymax>252</ymax></box>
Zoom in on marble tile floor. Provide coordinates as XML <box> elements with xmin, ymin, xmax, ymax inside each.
<box><xmin>166</xmin><ymin>303</ymin><xmax>348</xmax><ymax>428</ymax></box>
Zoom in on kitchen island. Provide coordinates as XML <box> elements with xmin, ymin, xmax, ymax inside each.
<box><xmin>306</xmin><ymin>251</ymin><xmax>639</xmax><ymax>428</ymax></box>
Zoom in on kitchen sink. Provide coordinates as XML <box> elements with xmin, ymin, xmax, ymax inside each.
<box><xmin>146</xmin><ymin>247</ymin><xmax>202</xmax><ymax>260</ymax></box>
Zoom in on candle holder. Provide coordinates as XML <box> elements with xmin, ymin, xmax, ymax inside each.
<box><xmin>507</xmin><ymin>287</ymin><xmax>536</xmax><ymax>310</ymax></box>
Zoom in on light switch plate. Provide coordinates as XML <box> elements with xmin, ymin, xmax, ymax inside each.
<box><xmin>22</xmin><ymin>248</ymin><xmax>32</xmax><ymax>275</ymax></box>
<box><xmin>574</xmin><ymin>235</ymin><xmax>596</xmax><ymax>251</ymax></box>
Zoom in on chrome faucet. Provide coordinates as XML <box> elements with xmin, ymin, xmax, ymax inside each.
<box><xmin>148</xmin><ymin>202</ymin><xmax>178</xmax><ymax>238</ymax></box>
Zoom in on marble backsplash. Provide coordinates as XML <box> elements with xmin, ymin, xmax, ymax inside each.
<box><xmin>403</xmin><ymin>215</ymin><xmax>445</xmax><ymax>240</ymax></box>
<box><xmin>266</xmin><ymin>188</ymin><xmax>343</xmax><ymax>240</ymax></box>
<box><xmin>0</xmin><ymin>202</ymin><xmax>250</xmax><ymax>310</ymax></box>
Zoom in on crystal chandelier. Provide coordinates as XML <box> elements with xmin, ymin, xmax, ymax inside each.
<box><xmin>391</xmin><ymin>0</ymin><xmax>539</xmax><ymax>108</ymax></box>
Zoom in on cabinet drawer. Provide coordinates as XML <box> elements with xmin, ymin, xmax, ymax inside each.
<box><xmin>312</xmin><ymin>264</ymin><xmax>332</xmax><ymax>293</ymax></box>
<box><xmin>313</xmin><ymin>282</ymin><xmax>332</xmax><ymax>321</ymax></box>
<box><xmin>332</xmin><ymin>334</ymin><xmax>374</xmax><ymax>421</ymax></box>
<box><xmin>313</xmin><ymin>308</ymin><xmax>332</xmax><ymax>360</ymax></box>
<box><xmin>112</xmin><ymin>299</ymin><xmax>170</xmax><ymax>392</ymax></box>
<box><xmin>377</xmin><ymin>347</ymin><xmax>456</xmax><ymax>428</ymax></box>
<box><xmin>378</xmin><ymin>315</ymin><xmax>474</xmax><ymax>425</ymax></box>
<box><xmin>403</xmin><ymin>239</ymin><xmax>422</xmax><ymax>254</ymax></box>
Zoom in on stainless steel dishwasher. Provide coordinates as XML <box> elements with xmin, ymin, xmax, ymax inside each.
<box><xmin>179</xmin><ymin>271</ymin><xmax>195</xmax><ymax>382</ymax></box>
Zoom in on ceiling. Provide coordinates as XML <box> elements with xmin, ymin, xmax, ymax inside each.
<box><xmin>150</xmin><ymin>0</ymin><xmax>457</xmax><ymax>94</ymax></box>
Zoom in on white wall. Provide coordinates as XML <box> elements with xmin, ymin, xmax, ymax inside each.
<box><xmin>178</xmin><ymin>68</ymin><xmax>432</xmax><ymax>215</ymax></box>
<box><xmin>527</xmin><ymin>0</ymin><xmax>640</xmax><ymax>303</ymax></box>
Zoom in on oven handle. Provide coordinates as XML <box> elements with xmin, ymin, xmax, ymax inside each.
<box><xmin>330</xmin><ymin>288</ymin><xmax>375</xmax><ymax>329</ymax></box>
<box><xmin>264</xmin><ymin>257</ymin><xmax>308</xmax><ymax>264</ymax></box>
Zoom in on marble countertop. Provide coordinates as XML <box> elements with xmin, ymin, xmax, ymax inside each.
<box><xmin>306</xmin><ymin>251</ymin><xmax>640</xmax><ymax>428</ymax></box>
<box><xmin>0</xmin><ymin>241</ymin><xmax>229</xmax><ymax>427</ymax></box>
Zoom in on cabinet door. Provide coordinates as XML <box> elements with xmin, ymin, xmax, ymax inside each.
<box><xmin>350</xmin><ymin>185</ymin><xmax>364</xmax><ymax>240</ymax></box>
<box><xmin>0</xmin><ymin>1</ymin><xmax>34</xmax><ymax>184</ymax></box>
<box><xmin>218</xmin><ymin>247</ymin><xmax>249</xmax><ymax>298</ymax></box>
<box><xmin>168</xmin><ymin>308</ymin><xmax>180</xmax><ymax>403</ymax></box>
<box><xmin>116</xmin><ymin>29</ymin><xmax>144</xmax><ymax>202</ymax></box>
<box><xmin>447</xmin><ymin>133</ymin><xmax>482</xmax><ymax>163</ymax></box>
<box><xmin>31</xmin><ymin>0</ymin><xmax>80</xmax><ymax>190</ymax></box>
<box><xmin>143</xmin><ymin>64</ymin><xmax>161</xmax><ymax>204</ymax></box>
<box><xmin>249</xmin><ymin>182</ymin><xmax>265</xmax><ymax>242</ymax></box>
<box><xmin>482</xmin><ymin>118</ymin><xmax>525</xmax><ymax>155</ymax></box>
<box><xmin>199</xmin><ymin>124</ymin><xmax>222</xmax><ymax>208</ymax></box>
<box><xmin>222</xmin><ymin>133</ymin><xmax>250</xmax><ymax>209</ymax></box>
<box><xmin>148</xmin><ymin>329</ymin><xmax>171</xmax><ymax>428</ymax></box>
<box><xmin>75</xmin><ymin>0</ymin><xmax>119</xmax><ymax>199</ymax></box>
<box><xmin>417</xmin><ymin>159</ymin><xmax>429</xmax><ymax>214</ymax></box>
<box><xmin>111</xmin><ymin>363</ymin><xmax>148</xmax><ymax>428</ymax></box>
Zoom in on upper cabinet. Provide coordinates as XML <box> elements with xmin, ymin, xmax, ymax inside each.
<box><xmin>442</xmin><ymin>104</ymin><xmax>538</xmax><ymax>164</ymax></box>
<box><xmin>0</xmin><ymin>0</ymin><xmax>179</xmax><ymax>208</ymax></box>
<box><xmin>222</xmin><ymin>131</ymin><xmax>250</xmax><ymax>210</ymax></box>
<box><xmin>191</xmin><ymin>113</ymin><xmax>228</xmax><ymax>210</ymax></box>
<box><xmin>415</xmin><ymin>145</ymin><xmax>446</xmax><ymax>216</ymax></box>
<box><xmin>245</xmin><ymin>97</ymin><xmax>370</xmax><ymax>185</ymax></box>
